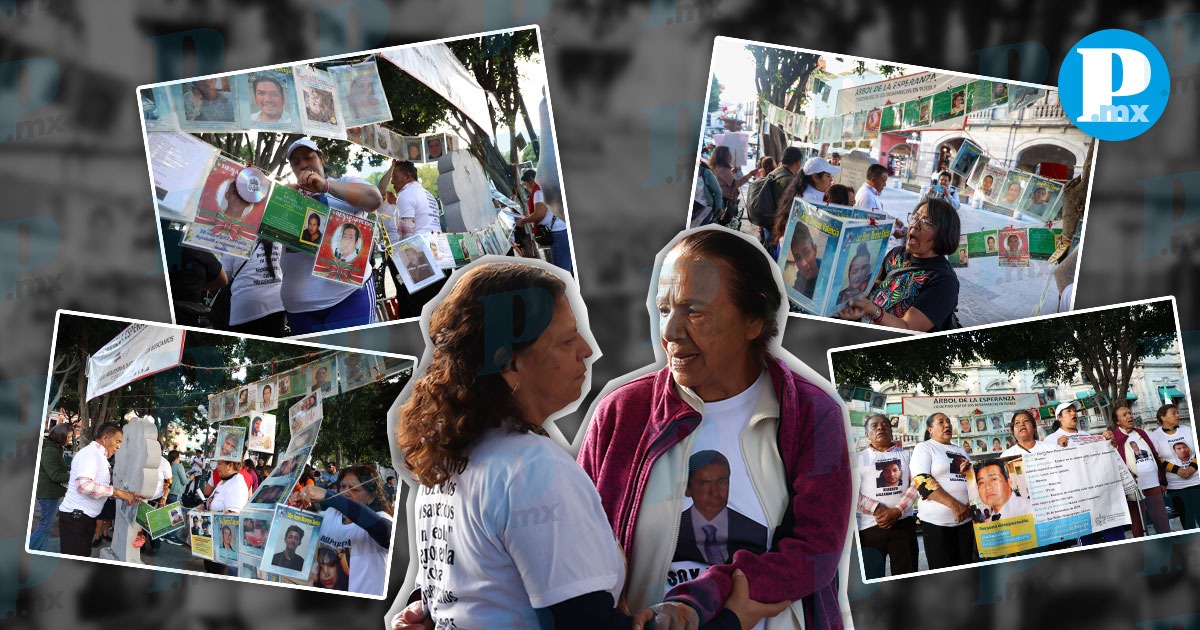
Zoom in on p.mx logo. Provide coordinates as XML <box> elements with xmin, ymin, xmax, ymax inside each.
<box><xmin>1058</xmin><ymin>29</ymin><xmax>1169</xmax><ymax>141</ymax></box>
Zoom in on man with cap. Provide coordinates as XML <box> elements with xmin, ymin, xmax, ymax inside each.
<box><xmin>279</xmin><ymin>138</ymin><xmax>383</xmax><ymax>335</ymax></box>
<box><xmin>800</xmin><ymin>156</ymin><xmax>840</xmax><ymax>203</ymax></box>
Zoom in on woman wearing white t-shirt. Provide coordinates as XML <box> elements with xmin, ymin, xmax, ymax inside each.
<box><xmin>392</xmin><ymin>262</ymin><xmax>772</xmax><ymax>630</ymax></box>
<box><xmin>1150</xmin><ymin>404</ymin><xmax>1200</xmax><ymax>529</ymax></box>
<box><xmin>298</xmin><ymin>463</ymin><xmax>393</xmax><ymax>596</ymax></box>
<box><xmin>911</xmin><ymin>412</ymin><xmax>976</xmax><ymax>569</ymax></box>
<box><xmin>205</xmin><ymin>459</ymin><xmax>250</xmax><ymax>574</ymax></box>
<box><xmin>515</xmin><ymin>170</ymin><xmax>572</xmax><ymax>275</ymax></box>
<box><xmin>1113</xmin><ymin>405</ymin><xmax>1171</xmax><ymax>536</ymax></box>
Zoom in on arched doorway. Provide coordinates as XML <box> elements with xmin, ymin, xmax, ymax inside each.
<box><xmin>934</xmin><ymin>137</ymin><xmax>966</xmax><ymax>184</ymax></box>
<box><xmin>1015</xmin><ymin>143</ymin><xmax>1081</xmax><ymax>178</ymax></box>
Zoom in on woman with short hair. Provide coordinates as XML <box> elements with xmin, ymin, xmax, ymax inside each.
<box><xmin>910</xmin><ymin>412</ymin><xmax>975</xmax><ymax>569</ymax></box>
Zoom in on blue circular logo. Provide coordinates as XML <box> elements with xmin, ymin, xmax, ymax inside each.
<box><xmin>1058</xmin><ymin>29</ymin><xmax>1170</xmax><ymax>141</ymax></box>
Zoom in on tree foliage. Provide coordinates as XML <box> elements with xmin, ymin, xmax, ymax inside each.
<box><xmin>831</xmin><ymin>302</ymin><xmax>1179</xmax><ymax>414</ymax></box>
<box><xmin>708</xmin><ymin>75</ymin><xmax>722</xmax><ymax>113</ymax></box>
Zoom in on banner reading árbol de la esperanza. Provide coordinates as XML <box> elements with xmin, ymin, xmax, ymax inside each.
<box><xmin>901</xmin><ymin>393</ymin><xmax>1042</xmax><ymax>418</ymax></box>
<box><xmin>86</xmin><ymin>324</ymin><xmax>186</xmax><ymax>401</ymax></box>
<box><xmin>966</xmin><ymin>440</ymin><xmax>1134</xmax><ymax>558</ymax></box>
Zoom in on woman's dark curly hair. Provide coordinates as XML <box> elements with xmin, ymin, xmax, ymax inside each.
<box><xmin>337</xmin><ymin>463</ymin><xmax>393</xmax><ymax>515</ymax></box>
<box><xmin>397</xmin><ymin>262</ymin><xmax>566</xmax><ymax>487</ymax></box>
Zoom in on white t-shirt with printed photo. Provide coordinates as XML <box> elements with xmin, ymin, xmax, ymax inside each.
<box><xmin>279</xmin><ymin>176</ymin><xmax>371</xmax><ymax>313</ymax></box>
<box><xmin>318</xmin><ymin>506</ymin><xmax>391</xmax><ymax>596</ymax></box>
<box><xmin>856</xmin><ymin>447</ymin><xmax>913</xmax><ymax>530</ymax></box>
<box><xmin>1150</xmin><ymin>426</ymin><xmax>1200</xmax><ymax>490</ymax></box>
<box><xmin>416</xmin><ymin>425</ymin><xmax>624</xmax><ymax>628</ymax></box>
<box><xmin>910</xmin><ymin>439</ymin><xmax>971</xmax><ymax>526</ymax></box>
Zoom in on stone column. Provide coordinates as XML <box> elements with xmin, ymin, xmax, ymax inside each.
<box><xmin>100</xmin><ymin>415</ymin><xmax>161</xmax><ymax>563</ymax></box>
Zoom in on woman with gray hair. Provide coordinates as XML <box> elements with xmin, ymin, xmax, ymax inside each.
<box><xmin>579</xmin><ymin>227</ymin><xmax>852</xmax><ymax>629</ymax></box>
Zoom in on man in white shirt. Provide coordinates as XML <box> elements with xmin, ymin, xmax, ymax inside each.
<box><xmin>143</xmin><ymin>446</ymin><xmax>174</xmax><ymax>556</ymax></box>
<box><xmin>58</xmin><ymin>423</ymin><xmax>142</xmax><ymax>557</ymax></box>
<box><xmin>856</xmin><ymin>163</ymin><xmax>906</xmax><ymax>248</ymax></box>
<box><xmin>974</xmin><ymin>461</ymin><xmax>1032</xmax><ymax>521</ymax></box>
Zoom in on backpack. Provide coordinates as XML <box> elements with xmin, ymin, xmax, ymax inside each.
<box><xmin>180</xmin><ymin>475</ymin><xmax>206</xmax><ymax>509</ymax></box>
<box><xmin>745</xmin><ymin>171</ymin><xmax>781</xmax><ymax>226</ymax></box>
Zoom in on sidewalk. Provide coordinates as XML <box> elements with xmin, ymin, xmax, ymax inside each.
<box><xmin>32</xmin><ymin>501</ymin><xmax>208</xmax><ymax>573</ymax></box>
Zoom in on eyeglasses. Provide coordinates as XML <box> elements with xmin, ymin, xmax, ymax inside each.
<box><xmin>907</xmin><ymin>213</ymin><xmax>936</xmax><ymax>231</ymax></box>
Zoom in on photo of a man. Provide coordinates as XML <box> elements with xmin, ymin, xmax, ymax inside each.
<box><xmin>787</xmin><ymin>223</ymin><xmax>823</xmax><ymax>300</ymax></box>
<box><xmin>402</xmin><ymin>246</ymin><xmax>435</xmax><ymax>284</ymax></box>
<box><xmin>310</xmin><ymin>365</ymin><xmax>332</xmax><ymax>394</ymax></box>
<box><xmin>876</xmin><ymin>460</ymin><xmax>903</xmax><ymax>488</ymax></box>
<box><xmin>976</xmin><ymin>418</ymin><xmax>988</xmax><ymax>432</ymax></box>
<box><xmin>333</xmin><ymin>224</ymin><xmax>361</xmax><ymax>262</ymax></box>
<box><xmin>219</xmin><ymin>434</ymin><xmax>239</xmax><ymax>458</ymax></box>
<box><xmin>959</xmin><ymin>418</ymin><xmax>972</xmax><ymax>434</ymax></box>
<box><xmin>973</xmin><ymin>461</ymin><xmax>1032</xmax><ymax>522</ymax></box>
<box><xmin>673</xmin><ymin>450</ymin><xmax>768</xmax><ymax>565</ymax></box>
<box><xmin>220</xmin><ymin>525</ymin><xmax>235</xmax><ymax>551</ymax></box>
<box><xmin>1175</xmin><ymin>442</ymin><xmax>1193</xmax><ymax>462</ymax></box>
<box><xmin>425</xmin><ymin>135</ymin><xmax>444</xmax><ymax>160</ymax></box>
<box><xmin>1002</xmin><ymin>182</ymin><xmax>1023</xmax><ymax>205</ymax></box>
<box><xmin>979</xmin><ymin>174</ymin><xmax>994</xmax><ymax>198</ymax></box>
<box><xmin>249</xmin><ymin>74</ymin><xmax>292</xmax><ymax>123</ymax></box>
<box><xmin>271</xmin><ymin>525</ymin><xmax>306</xmax><ymax>570</ymax></box>
<box><xmin>300</xmin><ymin>213</ymin><xmax>323</xmax><ymax>245</ymax></box>
<box><xmin>985</xmin><ymin>236</ymin><xmax>997</xmax><ymax>254</ymax></box>
<box><xmin>303</xmin><ymin>87</ymin><xmax>336</xmax><ymax>124</ymax></box>
<box><xmin>1005</xmin><ymin>234</ymin><xmax>1022</xmax><ymax>253</ymax></box>
<box><xmin>406</xmin><ymin>139</ymin><xmax>424</xmax><ymax>162</ymax></box>
<box><xmin>184</xmin><ymin>78</ymin><xmax>235</xmax><ymax>122</ymax></box>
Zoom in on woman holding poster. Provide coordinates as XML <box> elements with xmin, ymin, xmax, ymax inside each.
<box><xmin>205</xmin><ymin>459</ymin><xmax>250</xmax><ymax>575</ymax></box>
<box><xmin>393</xmin><ymin>261</ymin><xmax>782</xmax><ymax>630</ymax></box>
<box><xmin>837</xmin><ymin>199</ymin><xmax>961</xmax><ymax>332</ymax></box>
<box><xmin>911</xmin><ymin>412</ymin><xmax>976</xmax><ymax>569</ymax></box>
<box><xmin>297</xmin><ymin>464</ymin><xmax>393</xmax><ymax>595</ymax></box>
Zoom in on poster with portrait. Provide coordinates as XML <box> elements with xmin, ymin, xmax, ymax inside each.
<box><xmin>214</xmin><ymin>513</ymin><xmax>241</xmax><ymax>566</ymax></box>
<box><xmin>237</xmin><ymin>68</ymin><xmax>302</xmax><ymax>132</ymax></box>
<box><xmin>289</xmin><ymin>390</ymin><xmax>323</xmax><ymax>435</ymax></box>
<box><xmin>949</xmin><ymin>86</ymin><xmax>967</xmax><ymax>116</ymax></box>
<box><xmin>173</xmin><ymin>78</ymin><xmax>240</xmax><ymax>132</ymax></box>
<box><xmin>948</xmin><ymin>234</ymin><xmax>969</xmax><ymax>268</ymax></box>
<box><xmin>917</xmin><ymin>96</ymin><xmax>933</xmax><ymax>126</ymax></box>
<box><xmin>140</xmin><ymin>86</ymin><xmax>178</xmax><ymax>132</ymax></box>
<box><xmin>249</xmin><ymin>446</ymin><xmax>311</xmax><ymax>508</ymax></box>
<box><xmin>400</xmin><ymin>136</ymin><xmax>425</xmax><ymax>163</ymax></box>
<box><xmin>967</xmin><ymin>229</ymin><xmax>999</xmax><ymax>258</ymax></box>
<box><xmin>236</xmin><ymin>384</ymin><xmax>257</xmax><ymax>415</ymax></box>
<box><xmin>828</xmin><ymin>223</ymin><xmax>892</xmax><ymax>314</ymax></box>
<box><xmin>422</xmin><ymin>233</ymin><xmax>457</xmax><ymax>269</ymax></box>
<box><xmin>372</xmin><ymin>124</ymin><xmax>392</xmax><ymax>155</ymax></box>
<box><xmin>1008</xmin><ymin>84</ymin><xmax>1044</xmax><ymax>113</ymax></box>
<box><xmin>307</xmin><ymin>358</ymin><xmax>337</xmax><ymax>396</ymax></box>
<box><xmin>239</xmin><ymin>508</ymin><xmax>274</xmax><ymax>560</ymax></box>
<box><xmin>261</xmin><ymin>505</ymin><xmax>324</xmax><ymax>580</ymax></box>
<box><xmin>461</xmin><ymin>232</ymin><xmax>483</xmax><ymax>260</ymax></box>
<box><xmin>247</xmin><ymin>412</ymin><xmax>276</xmax><ymax>454</ymax></box>
<box><xmin>295</xmin><ymin>64</ymin><xmax>347</xmax><ymax>140</ymax></box>
<box><xmin>393</xmin><ymin>235</ymin><xmax>446</xmax><ymax>293</ymax></box>
<box><xmin>999</xmin><ymin>226</ymin><xmax>1030</xmax><ymax>268</ymax></box>
<box><xmin>215</xmin><ymin>425</ymin><xmax>247</xmax><ymax>461</ymax></box>
<box><xmin>865</xmin><ymin>108</ymin><xmax>881</xmax><ymax>137</ymax></box>
<box><xmin>148</xmin><ymin>131</ymin><xmax>220</xmax><ymax>224</ymax></box>
<box><xmin>258</xmin><ymin>185</ymin><xmax>331</xmax><ymax>255</ymax></box>
<box><xmin>338</xmin><ymin>352</ymin><xmax>380</xmax><ymax>393</ymax></box>
<box><xmin>221</xmin><ymin>389</ymin><xmax>237</xmax><ymax>418</ymax></box>
<box><xmin>346</xmin><ymin>125</ymin><xmax>364</xmax><ymax>145</ymax></box>
<box><xmin>275</xmin><ymin>367</ymin><xmax>307</xmax><ymax>400</ymax></box>
<box><xmin>257</xmin><ymin>377</ymin><xmax>278</xmax><ymax>412</ymax></box>
<box><xmin>970</xmin><ymin>163</ymin><xmax>1007</xmax><ymax>205</ymax></box>
<box><xmin>424</xmin><ymin>133</ymin><xmax>447</xmax><ymax>161</ymax></box>
<box><xmin>312</xmin><ymin>209</ymin><xmax>374</xmax><ymax>287</ymax></box>
<box><xmin>288</xmin><ymin>415</ymin><xmax>323</xmax><ymax>456</ymax></box>
<box><xmin>181</xmin><ymin>158</ymin><xmax>271</xmax><ymax>259</ymax></box>
<box><xmin>1021</xmin><ymin>176</ymin><xmax>1065</xmax><ymax>222</ymax></box>
<box><xmin>949</xmin><ymin>140</ymin><xmax>984</xmax><ymax>179</ymax></box>
<box><xmin>998</xmin><ymin>170</ymin><xmax>1034</xmax><ymax>211</ymax></box>
<box><xmin>329</xmin><ymin>58</ymin><xmax>392</xmax><ymax>128</ymax></box>
<box><xmin>134</xmin><ymin>500</ymin><xmax>186</xmax><ymax>539</ymax></box>
<box><xmin>851</xmin><ymin>111</ymin><xmax>867</xmax><ymax>140</ymax></box>
<box><xmin>188</xmin><ymin>509</ymin><xmax>214</xmax><ymax>560</ymax></box>
<box><xmin>207</xmin><ymin>393</ymin><xmax>223</xmax><ymax>423</ymax></box>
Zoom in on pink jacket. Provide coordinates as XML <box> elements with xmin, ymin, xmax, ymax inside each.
<box><xmin>578</xmin><ymin>357</ymin><xmax>850</xmax><ymax>629</ymax></box>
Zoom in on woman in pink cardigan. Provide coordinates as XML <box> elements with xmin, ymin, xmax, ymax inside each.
<box><xmin>579</xmin><ymin>228</ymin><xmax>853</xmax><ymax>630</ymax></box>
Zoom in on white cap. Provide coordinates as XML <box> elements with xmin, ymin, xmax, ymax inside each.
<box><xmin>287</xmin><ymin>137</ymin><xmax>322</xmax><ymax>158</ymax></box>
<box><xmin>1055</xmin><ymin>401</ymin><xmax>1077</xmax><ymax>416</ymax></box>
<box><xmin>803</xmin><ymin>157</ymin><xmax>841</xmax><ymax>176</ymax></box>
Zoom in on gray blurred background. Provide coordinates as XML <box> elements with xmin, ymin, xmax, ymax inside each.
<box><xmin>1</xmin><ymin>0</ymin><xmax>1199</xmax><ymax>628</ymax></box>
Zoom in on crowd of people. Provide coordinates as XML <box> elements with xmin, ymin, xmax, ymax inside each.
<box><xmin>855</xmin><ymin>401</ymin><xmax>1199</xmax><ymax>578</ymax></box>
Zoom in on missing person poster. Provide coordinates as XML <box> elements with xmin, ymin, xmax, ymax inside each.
<box><xmin>401</xmin><ymin>136</ymin><xmax>426</xmax><ymax>163</ymax></box>
<box><xmin>189</xmin><ymin>509</ymin><xmax>215</xmax><ymax>560</ymax></box>
<box><xmin>967</xmin><ymin>442</ymin><xmax>1132</xmax><ymax>558</ymax></box>
<box><xmin>999</xmin><ymin>227</ymin><xmax>1031</xmax><ymax>268</ymax></box>
<box><xmin>140</xmin><ymin>86</ymin><xmax>178</xmax><ymax>132</ymax></box>
<box><xmin>181</xmin><ymin>158</ymin><xmax>270</xmax><ymax>259</ymax></box>
<box><xmin>148</xmin><ymin>131</ymin><xmax>220</xmax><ymax>223</ymax></box>
<box><xmin>236</xmin><ymin>384</ymin><xmax>256</xmax><ymax>415</ymax></box>
<box><xmin>1028</xmin><ymin>227</ymin><xmax>1062</xmax><ymax>260</ymax></box>
<box><xmin>215</xmin><ymin>513</ymin><xmax>241</xmax><ymax>566</ymax></box>
<box><xmin>950</xmin><ymin>140</ymin><xmax>984</xmax><ymax>178</ymax></box>
<box><xmin>261</xmin><ymin>505</ymin><xmax>324</xmax><ymax>580</ymax></box>
<box><xmin>258</xmin><ymin>185</ymin><xmax>331</xmax><ymax>255</ymax></box>
<box><xmin>329</xmin><ymin>58</ymin><xmax>392</xmax><ymax>128</ymax></box>
<box><xmin>248</xmin><ymin>412</ymin><xmax>276</xmax><ymax>454</ymax></box>
<box><xmin>238</xmin><ymin>68</ymin><xmax>302</xmax><ymax>132</ymax></box>
<box><xmin>424</xmin><ymin>133</ymin><xmax>446</xmax><ymax>161</ymax></box>
<box><xmin>393</xmin><ymin>235</ymin><xmax>446</xmax><ymax>293</ymax></box>
<box><xmin>215</xmin><ymin>425</ymin><xmax>247</xmax><ymax>461</ymax></box>
<box><xmin>275</xmin><ymin>367</ymin><xmax>307</xmax><ymax>400</ymax></box>
<box><xmin>258</xmin><ymin>377</ymin><xmax>278</xmax><ymax>412</ymax></box>
<box><xmin>173</xmin><ymin>78</ymin><xmax>240</xmax><ymax>132</ymax></box>
<box><xmin>295</xmin><ymin>64</ymin><xmax>347</xmax><ymax>140</ymax></box>
<box><xmin>967</xmin><ymin>229</ymin><xmax>999</xmax><ymax>258</ymax></box>
<box><xmin>240</xmin><ymin>508</ymin><xmax>274</xmax><ymax>560</ymax></box>
<box><xmin>971</xmin><ymin>163</ymin><xmax>1008</xmax><ymax>205</ymax></box>
<box><xmin>423</xmin><ymin>233</ymin><xmax>457</xmax><ymax>269</ymax></box>
<box><xmin>949</xmin><ymin>234</ymin><xmax>969</xmax><ymax>268</ymax></box>
<box><xmin>249</xmin><ymin>446</ymin><xmax>311</xmax><ymax>508</ymax></box>
<box><xmin>312</xmin><ymin>209</ymin><xmax>374</xmax><ymax>287</ymax></box>
<box><xmin>1022</xmin><ymin>176</ymin><xmax>1065</xmax><ymax>222</ymax></box>
<box><xmin>338</xmin><ymin>352</ymin><xmax>379</xmax><ymax>392</ymax></box>
<box><xmin>289</xmin><ymin>390</ymin><xmax>323</xmax><ymax>435</ymax></box>
<box><xmin>998</xmin><ymin>170</ymin><xmax>1033</xmax><ymax>211</ymax></box>
<box><xmin>135</xmin><ymin>501</ymin><xmax>186</xmax><ymax>539</ymax></box>
<box><xmin>307</xmin><ymin>358</ymin><xmax>336</xmax><ymax>396</ymax></box>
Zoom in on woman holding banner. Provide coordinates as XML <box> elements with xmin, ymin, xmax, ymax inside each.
<box><xmin>392</xmin><ymin>261</ymin><xmax>775</xmax><ymax>630</ymax></box>
<box><xmin>836</xmin><ymin>199</ymin><xmax>961</xmax><ymax>332</ymax></box>
<box><xmin>911</xmin><ymin>412</ymin><xmax>976</xmax><ymax>569</ymax></box>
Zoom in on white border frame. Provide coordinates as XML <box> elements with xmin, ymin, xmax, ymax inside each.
<box><xmin>824</xmin><ymin>296</ymin><xmax>1195</xmax><ymax>584</ymax></box>
<box><xmin>26</xmin><ymin>309</ymin><xmax>417</xmax><ymax>600</ymax></box>
<box><xmin>691</xmin><ymin>36</ymin><xmax>1099</xmax><ymax>335</ymax></box>
<box><xmin>137</xmin><ymin>25</ymin><xmax>580</xmax><ymax>338</ymax></box>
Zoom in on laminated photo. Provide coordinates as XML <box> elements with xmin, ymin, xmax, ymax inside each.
<box><xmin>948</xmin><ymin>234</ymin><xmax>969</xmax><ymax>268</ymax></box>
<box><xmin>967</xmin><ymin>229</ymin><xmax>999</xmax><ymax>258</ymax></box>
<box><xmin>393</xmin><ymin>235</ymin><xmax>446</xmax><ymax>293</ymax></box>
<box><xmin>329</xmin><ymin>58</ymin><xmax>392</xmax><ymax>127</ymax></box>
<box><xmin>1022</xmin><ymin>176</ymin><xmax>1065</xmax><ymax>222</ymax></box>
<box><xmin>189</xmin><ymin>510</ymin><xmax>215</xmax><ymax>560</ymax></box>
<box><xmin>147</xmin><ymin>131</ymin><xmax>219</xmax><ymax>223</ymax></box>
<box><xmin>998</xmin><ymin>170</ymin><xmax>1034</xmax><ymax>211</ymax></box>
<box><xmin>248</xmin><ymin>412</ymin><xmax>276</xmax><ymax>454</ymax></box>
<box><xmin>295</xmin><ymin>64</ymin><xmax>347</xmax><ymax>140</ymax></box>
<box><xmin>949</xmin><ymin>140</ymin><xmax>983</xmax><ymax>179</ymax></box>
<box><xmin>999</xmin><ymin>226</ymin><xmax>1030</xmax><ymax>268</ymax></box>
<box><xmin>312</xmin><ymin>209</ymin><xmax>375</xmax><ymax>287</ymax></box>
<box><xmin>258</xmin><ymin>377</ymin><xmax>278</xmax><ymax>412</ymax></box>
<box><xmin>181</xmin><ymin>158</ymin><xmax>271</xmax><ymax>259</ymax></box>
<box><xmin>240</xmin><ymin>508</ymin><xmax>274</xmax><ymax>559</ymax></box>
<box><xmin>424</xmin><ymin>133</ymin><xmax>446</xmax><ymax>161</ymax></box>
<box><xmin>215</xmin><ymin>425</ymin><xmax>247</xmax><ymax>461</ymax></box>
<box><xmin>339</xmin><ymin>352</ymin><xmax>380</xmax><ymax>392</ymax></box>
<box><xmin>140</xmin><ymin>86</ymin><xmax>178</xmax><ymax>132</ymax></box>
<box><xmin>401</xmin><ymin>136</ymin><xmax>425</xmax><ymax>163</ymax></box>
<box><xmin>261</xmin><ymin>505</ymin><xmax>323</xmax><ymax>581</ymax></box>
<box><xmin>239</xmin><ymin>68</ymin><xmax>302</xmax><ymax>132</ymax></box>
<box><xmin>215</xmin><ymin>513</ymin><xmax>241</xmax><ymax>566</ymax></box>
<box><xmin>236</xmin><ymin>384</ymin><xmax>256</xmax><ymax>415</ymax></box>
<box><xmin>174</xmin><ymin>77</ymin><xmax>240</xmax><ymax>132</ymax></box>
<box><xmin>249</xmin><ymin>446</ymin><xmax>311</xmax><ymax>508</ymax></box>
<box><xmin>289</xmin><ymin>390</ymin><xmax>323</xmax><ymax>435</ymax></box>
<box><xmin>307</xmin><ymin>358</ymin><xmax>337</xmax><ymax>396</ymax></box>
<box><xmin>258</xmin><ymin>185</ymin><xmax>331</xmax><ymax>255</ymax></box>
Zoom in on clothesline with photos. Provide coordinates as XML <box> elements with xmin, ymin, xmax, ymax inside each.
<box><xmin>149</xmin><ymin>128</ymin><xmax>522</xmax><ymax>295</ymax></box>
<box><xmin>762</xmin><ymin>78</ymin><xmax>1066</xmax><ymax>223</ymax></box>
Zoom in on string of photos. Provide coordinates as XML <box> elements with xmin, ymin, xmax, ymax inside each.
<box><xmin>763</xmin><ymin>78</ymin><xmax>1065</xmax><ymax>223</ymax></box>
<box><xmin>146</xmin><ymin>62</ymin><xmax>523</xmax><ymax>294</ymax></box>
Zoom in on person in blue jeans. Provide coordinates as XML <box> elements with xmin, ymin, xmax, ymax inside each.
<box><xmin>163</xmin><ymin>450</ymin><xmax>189</xmax><ymax>545</ymax></box>
<box><xmin>516</xmin><ymin>169</ymin><xmax>573</xmax><ymax>275</ymax></box>
<box><xmin>31</xmin><ymin>424</ymin><xmax>73</xmax><ymax>551</ymax></box>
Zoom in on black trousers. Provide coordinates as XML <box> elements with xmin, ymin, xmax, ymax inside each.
<box><xmin>860</xmin><ymin>516</ymin><xmax>919</xmax><ymax>579</ymax></box>
<box><xmin>921</xmin><ymin>521</ymin><xmax>977</xmax><ymax>570</ymax></box>
<box><xmin>57</xmin><ymin>510</ymin><xmax>96</xmax><ymax>557</ymax></box>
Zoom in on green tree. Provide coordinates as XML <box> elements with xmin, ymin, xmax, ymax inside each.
<box><xmin>831</xmin><ymin>302</ymin><xmax>1179</xmax><ymax>422</ymax></box>
<box><xmin>708</xmin><ymin>75</ymin><xmax>722</xmax><ymax>113</ymax></box>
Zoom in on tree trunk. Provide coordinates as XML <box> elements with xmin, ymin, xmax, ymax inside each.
<box><xmin>519</xmin><ymin>96</ymin><xmax>539</xmax><ymax>162</ymax></box>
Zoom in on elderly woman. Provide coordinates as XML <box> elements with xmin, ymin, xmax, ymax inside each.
<box><xmin>838</xmin><ymin>198</ymin><xmax>961</xmax><ymax>331</ymax></box>
<box><xmin>392</xmin><ymin>261</ymin><xmax>776</xmax><ymax>630</ymax></box>
<box><xmin>911</xmin><ymin>413</ymin><xmax>975</xmax><ymax>569</ymax></box>
<box><xmin>579</xmin><ymin>228</ymin><xmax>851</xmax><ymax>629</ymax></box>
<box><xmin>31</xmin><ymin>424</ymin><xmax>73</xmax><ymax>551</ymax></box>
<box><xmin>1112</xmin><ymin>405</ymin><xmax>1170</xmax><ymax>536</ymax></box>
<box><xmin>856</xmin><ymin>415</ymin><xmax>918</xmax><ymax>579</ymax></box>
<box><xmin>1150</xmin><ymin>404</ymin><xmax>1200</xmax><ymax>529</ymax></box>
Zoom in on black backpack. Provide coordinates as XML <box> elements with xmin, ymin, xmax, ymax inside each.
<box><xmin>745</xmin><ymin>171</ymin><xmax>782</xmax><ymax>226</ymax></box>
<box><xmin>181</xmin><ymin>475</ymin><xmax>206</xmax><ymax>509</ymax></box>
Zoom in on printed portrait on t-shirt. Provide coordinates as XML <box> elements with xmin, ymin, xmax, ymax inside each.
<box><xmin>1175</xmin><ymin>441</ymin><xmax>1193</xmax><ymax>462</ymax></box>
<box><xmin>948</xmin><ymin>453</ymin><xmax>970</xmax><ymax>478</ymax></box>
<box><xmin>875</xmin><ymin>458</ymin><xmax>904</xmax><ymax>489</ymax></box>
<box><xmin>672</xmin><ymin>450</ymin><xmax>768</xmax><ymax>566</ymax></box>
